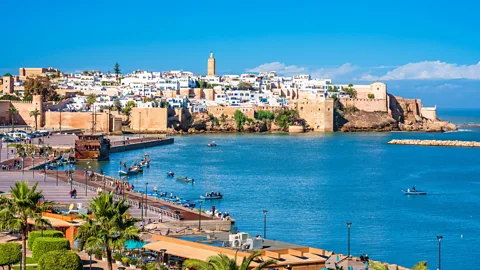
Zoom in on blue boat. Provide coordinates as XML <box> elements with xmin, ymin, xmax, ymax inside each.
<box><xmin>200</xmin><ymin>194</ymin><xmax>223</xmax><ymax>200</ymax></box>
<box><xmin>118</xmin><ymin>168</ymin><xmax>140</xmax><ymax>176</ymax></box>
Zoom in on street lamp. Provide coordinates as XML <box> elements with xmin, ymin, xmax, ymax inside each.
<box><xmin>69</xmin><ymin>164</ymin><xmax>73</xmax><ymax>191</ymax></box>
<box><xmin>56</xmin><ymin>160</ymin><xmax>59</xmax><ymax>186</ymax></box>
<box><xmin>347</xmin><ymin>222</ymin><xmax>352</xmax><ymax>257</ymax></box>
<box><xmin>32</xmin><ymin>155</ymin><xmax>35</xmax><ymax>178</ymax></box>
<box><xmin>160</xmin><ymin>248</ymin><xmax>167</xmax><ymax>267</ymax></box>
<box><xmin>85</xmin><ymin>170</ymin><xmax>88</xmax><ymax>196</ymax></box>
<box><xmin>437</xmin><ymin>236</ymin><xmax>443</xmax><ymax>270</ymax></box>
<box><xmin>263</xmin><ymin>210</ymin><xmax>268</xmax><ymax>239</ymax></box>
<box><xmin>145</xmin><ymin>182</ymin><xmax>148</xmax><ymax>217</ymax></box>
<box><xmin>198</xmin><ymin>200</ymin><xmax>203</xmax><ymax>231</ymax></box>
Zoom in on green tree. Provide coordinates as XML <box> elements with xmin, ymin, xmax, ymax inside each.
<box><xmin>113</xmin><ymin>99</ymin><xmax>122</xmax><ymax>112</ymax></box>
<box><xmin>233</xmin><ymin>110</ymin><xmax>248</xmax><ymax>131</ymax></box>
<box><xmin>0</xmin><ymin>94</ymin><xmax>20</xmax><ymax>101</ymax></box>
<box><xmin>83</xmin><ymin>70</ymin><xmax>89</xmax><ymax>76</ymax></box>
<box><xmin>86</xmin><ymin>94</ymin><xmax>97</xmax><ymax>109</ymax></box>
<box><xmin>0</xmin><ymin>242</ymin><xmax>21</xmax><ymax>270</ymax></box>
<box><xmin>114</xmin><ymin>63</ymin><xmax>121</xmax><ymax>83</ymax></box>
<box><xmin>23</xmin><ymin>77</ymin><xmax>58</xmax><ymax>101</ymax></box>
<box><xmin>183</xmin><ymin>251</ymin><xmax>276</xmax><ymax>270</ymax></box>
<box><xmin>37</xmin><ymin>250</ymin><xmax>83</xmax><ymax>270</ymax></box>
<box><xmin>29</xmin><ymin>108</ymin><xmax>40</xmax><ymax>131</ymax></box>
<box><xmin>342</xmin><ymin>86</ymin><xmax>357</xmax><ymax>98</ymax></box>
<box><xmin>0</xmin><ymin>182</ymin><xmax>52</xmax><ymax>270</ymax></box>
<box><xmin>75</xmin><ymin>193</ymin><xmax>140</xmax><ymax>270</ymax></box>
<box><xmin>7</xmin><ymin>107</ymin><xmax>18</xmax><ymax>131</ymax></box>
<box><xmin>255</xmin><ymin>110</ymin><xmax>274</xmax><ymax>121</ymax></box>
<box><xmin>327</xmin><ymin>85</ymin><xmax>338</xmax><ymax>92</ymax></box>
<box><xmin>274</xmin><ymin>109</ymin><xmax>300</xmax><ymax>129</ymax></box>
<box><xmin>237</xmin><ymin>82</ymin><xmax>252</xmax><ymax>90</ymax></box>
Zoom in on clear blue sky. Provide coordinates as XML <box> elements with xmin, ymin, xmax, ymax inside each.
<box><xmin>2</xmin><ymin>0</ymin><xmax>480</xmax><ymax>107</ymax></box>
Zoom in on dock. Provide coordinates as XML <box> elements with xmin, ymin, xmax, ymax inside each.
<box><xmin>388</xmin><ymin>139</ymin><xmax>480</xmax><ymax>148</ymax></box>
<box><xmin>110</xmin><ymin>136</ymin><xmax>174</xmax><ymax>153</ymax></box>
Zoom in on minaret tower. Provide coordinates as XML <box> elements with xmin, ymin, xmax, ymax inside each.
<box><xmin>208</xmin><ymin>52</ymin><xmax>216</xmax><ymax>76</ymax></box>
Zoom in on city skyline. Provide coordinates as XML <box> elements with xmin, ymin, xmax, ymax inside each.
<box><xmin>2</xmin><ymin>0</ymin><xmax>480</xmax><ymax>108</ymax></box>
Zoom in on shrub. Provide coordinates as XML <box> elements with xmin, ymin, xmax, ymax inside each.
<box><xmin>255</xmin><ymin>110</ymin><xmax>274</xmax><ymax>121</ymax></box>
<box><xmin>233</xmin><ymin>110</ymin><xmax>248</xmax><ymax>131</ymax></box>
<box><xmin>37</xmin><ymin>250</ymin><xmax>83</xmax><ymax>270</ymax></box>
<box><xmin>368</xmin><ymin>93</ymin><xmax>375</xmax><ymax>99</ymax></box>
<box><xmin>33</xmin><ymin>237</ymin><xmax>70</xmax><ymax>262</ymax></box>
<box><xmin>28</xmin><ymin>230</ymin><xmax>64</xmax><ymax>250</ymax></box>
<box><xmin>0</xmin><ymin>242</ymin><xmax>21</xmax><ymax>268</ymax></box>
<box><xmin>122</xmin><ymin>257</ymin><xmax>130</xmax><ymax>266</ymax></box>
<box><xmin>343</xmin><ymin>105</ymin><xmax>358</xmax><ymax>113</ymax></box>
<box><xmin>130</xmin><ymin>258</ymin><xmax>138</xmax><ymax>265</ymax></box>
<box><xmin>113</xmin><ymin>253</ymin><xmax>123</xmax><ymax>261</ymax></box>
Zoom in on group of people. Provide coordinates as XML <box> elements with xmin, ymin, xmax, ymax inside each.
<box><xmin>359</xmin><ymin>254</ymin><xmax>370</xmax><ymax>262</ymax></box>
<box><xmin>205</xmin><ymin>191</ymin><xmax>222</xmax><ymax>198</ymax></box>
<box><xmin>1</xmin><ymin>159</ymin><xmax>22</xmax><ymax>170</ymax></box>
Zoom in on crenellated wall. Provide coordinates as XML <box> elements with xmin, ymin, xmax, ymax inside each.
<box><xmin>130</xmin><ymin>107</ymin><xmax>168</xmax><ymax>131</ymax></box>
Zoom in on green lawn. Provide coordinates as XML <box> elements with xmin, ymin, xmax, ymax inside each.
<box><xmin>25</xmin><ymin>257</ymin><xmax>36</xmax><ymax>264</ymax></box>
<box><xmin>12</xmin><ymin>257</ymin><xmax>37</xmax><ymax>270</ymax></box>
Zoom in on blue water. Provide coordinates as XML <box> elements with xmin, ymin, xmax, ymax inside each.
<box><xmin>78</xmin><ymin>109</ymin><xmax>480</xmax><ymax>269</ymax></box>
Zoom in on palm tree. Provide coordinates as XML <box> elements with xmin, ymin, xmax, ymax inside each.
<box><xmin>0</xmin><ymin>182</ymin><xmax>52</xmax><ymax>270</ymax></box>
<box><xmin>183</xmin><ymin>251</ymin><xmax>277</xmax><ymax>270</ymax></box>
<box><xmin>29</xmin><ymin>108</ymin><xmax>40</xmax><ymax>131</ymax></box>
<box><xmin>7</xmin><ymin>107</ymin><xmax>18</xmax><ymax>131</ymax></box>
<box><xmin>75</xmin><ymin>193</ymin><xmax>139</xmax><ymax>270</ymax></box>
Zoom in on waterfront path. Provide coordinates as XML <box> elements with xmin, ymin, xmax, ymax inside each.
<box><xmin>40</xmin><ymin>169</ymin><xmax>213</xmax><ymax>222</ymax></box>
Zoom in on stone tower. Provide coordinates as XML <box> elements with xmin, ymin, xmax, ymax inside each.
<box><xmin>208</xmin><ymin>52</ymin><xmax>216</xmax><ymax>76</ymax></box>
<box><xmin>2</xmin><ymin>75</ymin><xmax>14</xmax><ymax>94</ymax></box>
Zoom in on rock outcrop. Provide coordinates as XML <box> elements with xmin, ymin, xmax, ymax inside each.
<box><xmin>338</xmin><ymin>111</ymin><xmax>398</xmax><ymax>132</ymax></box>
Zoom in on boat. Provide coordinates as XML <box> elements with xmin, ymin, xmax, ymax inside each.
<box><xmin>208</xmin><ymin>141</ymin><xmax>217</xmax><ymax>147</ymax></box>
<box><xmin>167</xmin><ymin>171</ymin><xmax>175</xmax><ymax>177</ymax></box>
<box><xmin>140</xmin><ymin>154</ymin><xmax>151</xmax><ymax>167</ymax></box>
<box><xmin>176</xmin><ymin>176</ymin><xmax>194</xmax><ymax>183</ymax></box>
<box><xmin>402</xmin><ymin>190</ymin><xmax>427</xmax><ymax>195</ymax></box>
<box><xmin>118</xmin><ymin>168</ymin><xmax>140</xmax><ymax>176</ymax></box>
<box><xmin>200</xmin><ymin>194</ymin><xmax>223</xmax><ymax>200</ymax></box>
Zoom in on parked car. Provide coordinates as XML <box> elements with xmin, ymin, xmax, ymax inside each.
<box><xmin>2</xmin><ymin>136</ymin><xmax>21</xmax><ymax>142</ymax></box>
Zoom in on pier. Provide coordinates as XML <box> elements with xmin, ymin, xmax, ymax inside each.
<box><xmin>110</xmin><ymin>136</ymin><xmax>174</xmax><ymax>153</ymax></box>
<box><xmin>388</xmin><ymin>139</ymin><xmax>480</xmax><ymax>148</ymax></box>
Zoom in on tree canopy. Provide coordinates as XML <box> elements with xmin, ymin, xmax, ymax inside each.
<box><xmin>23</xmin><ymin>77</ymin><xmax>59</xmax><ymax>101</ymax></box>
<box><xmin>183</xmin><ymin>251</ymin><xmax>276</xmax><ymax>270</ymax></box>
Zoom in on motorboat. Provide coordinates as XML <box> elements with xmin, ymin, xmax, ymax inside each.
<box><xmin>176</xmin><ymin>176</ymin><xmax>194</xmax><ymax>183</ymax></box>
<box><xmin>167</xmin><ymin>171</ymin><xmax>175</xmax><ymax>177</ymax></box>
<box><xmin>140</xmin><ymin>154</ymin><xmax>151</xmax><ymax>167</ymax></box>
<box><xmin>208</xmin><ymin>141</ymin><xmax>217</xmax><ymax>147</ymax></box>
<box><xmin>118</xmin><ymin>168</ymin><xmax>140</xmax><ymax>176</ymax></box>
<box><xmin>402</xmin><ymin>189</ymin><xmax>427</xmax><ymax>195</ymax></box>
<box><xmin>200</xmin><ymin>193</ymin><xmax>223</xmax><ymax>200</ymax></box>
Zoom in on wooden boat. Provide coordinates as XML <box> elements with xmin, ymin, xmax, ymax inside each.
<box><xmin>402</xmin><ymin>190</ymin><xmax>427</xmax><ymax>195</ymax></box>
<box><xmin>200</xmin><ymin>194</ymin><xmax>223</xmax><ymax>200</ymax></box>
<box><xmin>176</xmin><ymin>176</ymin><xmax>194</xmax><ymax>183</ymax></box>
<box><xmin>118</xmin><ymin>168</ymin><xmax>140</xmax><ymax>176</ymax></box>
<box><xmin>140</xmin><ymin>154</ymin><xmax>151</xmax><ymax>167</ymax></box>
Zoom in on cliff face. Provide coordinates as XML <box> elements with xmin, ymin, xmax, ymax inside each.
<box><xmin>336</xmin><ymin>95</ymin><xmax>456</xmax><ymax>132</ymax></box>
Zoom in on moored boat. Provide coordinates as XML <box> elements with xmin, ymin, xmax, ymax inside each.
<box><xmin>176</xmin><ymin>176</ymin><xmax>194</xmax><ymax>183</ymax></box>
<box><xmin>200</xmin><ymin>192</ymin><xmax>223</xmax><ymax>200</ymax></box>
<box><xmin>208</xmin><ymin>141</ymin><xmax>217</xmax><ymax>147</ymax></box>
<box><xmin>118</xmin><ymin>168</ymin><xmax>140</xmax><ymax>176</ymax></box>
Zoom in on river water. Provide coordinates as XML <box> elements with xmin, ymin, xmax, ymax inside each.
<box><xmin>78</xmin><ymin>109</ymin><xmax>480</xmax><ymax>269</ymax></box>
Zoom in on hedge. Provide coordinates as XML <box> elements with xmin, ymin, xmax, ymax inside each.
<box><xmin>0</xmin><ymin>242</ymin><xmax>21</xmax><ymax>267</ymax></box>
<box><xmin>32</xmin><ymin>237</ymin><xmax>70</xmax><ymax>262</ymax></box>
<box><xmin>38</xmin><ymin>250</ymin><xmax>84</xmax><ymax>270</ymax></box>
<box><xmin>28</xmin><ymin>230</ymin><xmax>64</xmax><ymax>250</ymax></box>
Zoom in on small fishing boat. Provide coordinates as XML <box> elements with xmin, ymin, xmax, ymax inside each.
<box><xmin>208</xmin><ymin>141</ymin><xmax>217</xmax><ymax>147</ymax></box>
<box><xmin>200</xmin><ymin>194</ymin><xmax>223</xmax><ymax>200</ymax></box>
<box><xmin>167</xmin><ymin>171</ymin><xmax>175</xmax><ymax>177</ymax></box>
<box><xmin>176</xmin><ymin>176</ymin><xmax>194</xmax><ymax>183</ymax></box>
<box><xmin>402</xmin><ymin>190</ymin><xmax>427</xmax><ymax>195</ymax></box>
<box><xmin>118</xmin><ymin>168</ymin><xmax>140</xmax><ymax>176</ymax></box>
<box><xmin>140</xmin><ymin>154</ymin><xmax>151</xmax><ymax>167</ymax></box>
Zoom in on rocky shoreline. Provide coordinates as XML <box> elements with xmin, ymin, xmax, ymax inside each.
<box><xmin>388</xmin><ymin>139</ymin><xmax>480</xmax><ymax>148</ymax></box>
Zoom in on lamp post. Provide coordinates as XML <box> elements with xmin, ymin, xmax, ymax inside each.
<box><xmin>69</xmin><ymin>164</ymin><xmax>73</xmax><ymax>191</ymax></box>
<box><xmin>85</xmin><ymin>170</ymin><xmax>88</xmax><ymax>196</ymax></box>
<box><xmin>22</xmin><ymin>156</ymin><xmax>24</xmax><ymax>175</ymax></box>
<box><xmin>56</xmin><ymin>160</ymin><xmax>59</xmax><ymax>186</ymax></box>
<box><xmin>347</xmin><ymin>222</ymin><xmax>352</xmax><ymax>257</ymax></box>
<box><xmin>160</xmin><ymin>248</ymin><xmax>167</xmax><ymax>267</ymax></box>
<box><xmin>437</xmin><ymin>236</ymin><xmax>443</xmax><ymax>270</ymax></box>
<box><xmin>32</xmin><ymin>155</ymin><xmax>35</xmax><ymax>178</ymax></box>
<box><xmin>141</xmin><ymin>189</ymin><xmax>144</xmax><ymax>220</ymax></box>
<box><xmin>198</xmin><ymin>200</ymin><xmax>203</xmax><ymax>231</ymax></box>
<box><xmin>145</xmin><ymin>182</ymin><xmax>148</xmax><ymax>217</ymax></box>
<box><xmin>263</xmin><ymin>210</ymin><xmax>268</xmax><ymax>239</ymax></box>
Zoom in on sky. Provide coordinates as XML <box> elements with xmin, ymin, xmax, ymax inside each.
<box><xmin>2</xmin><ymin>0</ymin><xmax>480</xmax><ymax>108</ymax></box>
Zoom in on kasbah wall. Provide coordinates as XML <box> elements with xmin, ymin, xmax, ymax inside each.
<box><xmin>0</xmin><ymin>95</ymin><xmax>43</xmax><ymax>127</ymax></box>
<box><xmin>44</xmin><ymin>111</ymin><xmax>111</xmax><ymax>132</ymax></box>
<box><xmin>130</xmin><ymin>107</ymin><xmax>168</xmax><ymax>131</ymax></box>
<box><xmin>291</xmin><ymin>99</ymin><xmax>334</xmax><ymax>132</ymax></box>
